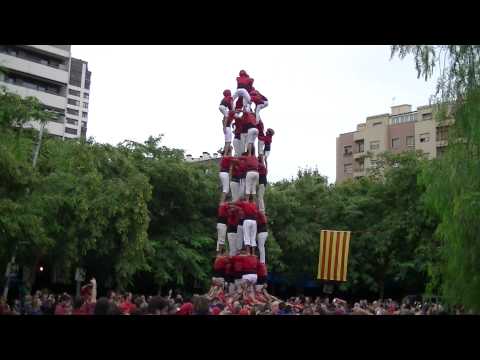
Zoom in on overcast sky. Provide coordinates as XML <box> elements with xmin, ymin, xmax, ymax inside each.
<box><xmin>71</xmin><ymin>45</ymin><xmax>437</xmax><ymax>183</ymax></box>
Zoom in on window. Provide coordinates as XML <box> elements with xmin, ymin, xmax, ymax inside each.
<box><xmin>373</xmin><ymin>121</ymin><xmax>382</xmax><ymax>126</ymax></box>
<box><xmin>82</xmin><ymin>112</ymin><xmax>88</xmax><ymax>118</ymax></box>
<box><xmin>344</xmin><ymin>145</ymin><xmax>352</xmax><ymax>156</ymax></box>
<box><xmin>65</xmin><ymin>127</ymin><xmax>77</xmax><ymax>135</ymax></box>
<box><xmin>82</xmin><ymin>102</ymin><xmax>88</xmax><ymax>109</ymax></box>
<box><xmin>81</xmin><ymin>121</ymin><xmax>87</xmax><ymax>127</ymax></box>
<box><xmin>436</xmin><ymin>126</ymin><xmax>448</xmax><ymax>141</ymax></box>
<box><xmin>370</xmin><ymin>159</ymin><xmax>378</xmax><ymax>168</ymax></box>
<box><xmin>406</xmin><ymin>136</ymin><xmax>415</xmax><ymax>147</ymax></box>
<box><xmin>68</xmin><ymin>98</ymin><xmax>79</xmax><ymax>106</ymax></box>
<box><xmin>66</xmin><ymin>118</ymin><xmax>78</xmax><ymax>126</ymax></box>
<box><xmin>437</xmin><ymin>146</ymin><xmax>447</xmax><ymax>158</ymax></box>
<box><xmin>420</xmin><ymin>133</ymin><xmax>430</xmax><ymax>143</ymax></box>
<box><xmin>355</xmin><ymin>140</ymin><xmax>364</xmax><ymax>153</ymax></box>
<box><xmin>67</xmin><ymin>108</ymin><xmax>79</xmax><ymax>116</ymax></box>
<box><xmin>344</xmin><ymin>163</ymin><xmax>353</xmax><ymax>174</ymax></box>
<box><xmin>391</xmin><ymin>137</ymin><xmax>400</xmax><ymax>149</ymax></box>
<box><xmin>69</xmin><ymin>89</ymin><xmax>80</xmax><ymax>96</ymax></box>
<box><xmin>422</xmin><ymin>113</ymin><xmax>433</xmax><ymax>120</ymax></box>
<box><xmin>355</xmin><ymin>159</ymin><xmax>365</xmax><ymax>172</ymax></box>
<box><xmin>83</xmin><ymin>92</ymin><xmax>89</xmax><ymax>99</ymax></box>
<box><xmin>370</xmin><ymin>141</ymin><xmax>380</xmax><ymax>150</ymax></box>
<box><xmin>410</xmin><ymin>114</ymin><xmax>415</xmax><ymax>122</ymax></box>
<box><xmin>81</xmin><ymin>127</ymin><xmax>87</xmax><ymax>139</ymax></box>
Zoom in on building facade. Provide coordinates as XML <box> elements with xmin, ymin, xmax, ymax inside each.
<box><xmin>336</xmin><ymin>104</ymin><xmax>452</xmax><ymax>183</ymax></box>
<box><xmin>0</xmin><ymin>45</ymin><xmax>91</xmax><ymax>139</ymax></box>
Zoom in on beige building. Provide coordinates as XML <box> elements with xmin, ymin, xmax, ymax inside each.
<box><xmin>336</xmin><ymin>104</ymin><xmax>451</xmax><ymax>183</ymax></box>
<box><xmin>0</xmin><ymin>45</ymin><xmax>91</xmax><ymax>139</ymax></box>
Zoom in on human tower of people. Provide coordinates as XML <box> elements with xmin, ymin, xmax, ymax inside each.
<box><xmin>211</xmin><ymin>70</ymin><xmax>275</xmax><ymax>297</ymax></box>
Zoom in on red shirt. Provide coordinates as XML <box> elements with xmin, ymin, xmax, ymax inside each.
<box><xmin>220</xmin><ymin>95</ymin><xmax>233</xmax><ymax>110</ymax></box>
<box><xmin>218</xmin><ymin>202</ymin><xmax>229</xmax><ymax>218</ymax></box>
<box><xmin>258</xmin><ymin>162</ymin><xmax>267</xmax><ymax>176</ymax></box>
<box><xmin>256</xmin><ymin>211</ymin><xmax>267</xmax><ymax>225</ymax></box>
<box><xmin>231</xmin><ymin>255</ymin><xmax>244</xmax><ymax>274</ymax></box>
<box><xmin>214</xmin><ymin>256</ymin><xmax>229</xmax><ymax>272</ymax></box>
<box><xmin>237</xmin><ymin>76</ymin><xmax>254</xmax><ymax>91</ymax></box>
<box><xmin>120</xmin><ymin>301</ymin><xmax>137</xmax><ymax>315</ymax></box>
<box><xmin>243</xmin><ymin>112</ymin><xmax>257</xmax><ymax>127</ymax></box>
<box><xmin>232</xmin><ymin>157</ymin><xmax>247</xmax><ymax>177</ymax></box>
<box><xmin>233</xmin><ymin>116</ymin><xmax>243</xmax><ymax>136</ymax></box>
<box><xmin>245</xmin><ymin>155</ymin><xmax>259</xmax><ymax>172</ymax></box>
<box><xmin>250</xmin><ymin>91</ymin><xmax>267</xmax><ymax>105</ymax></box>
<box><xmin>227</xmin><ymin>206</ymin><xmax>242</xmax><ymax>226</ymax></box>
<box><xmin>220</xmin><ymin>156</ymin><xmax>232</xmax><ymax>172</ymax></box>
<box><xmin>238</xmin><ymin>201</ymin><xmax>257</xmax><ymax>219</ymax></box>
<box><xmin>243</xmin><ymin>255</ymin><xmax>258</xmax><ymax>273</ymax></box>
<box><xmin>235</xmin><ymin>97</ymin><xmax>244</xmax><ymax>111</ymax></box>
<box><xmin>257</xmin><ymin>120</ymin><xmax>265</xmax><ymax>138</ymax></box>
<box><xmin>264</xmin><ymin>134</ymin><xmax>273</xmax><ymax>145</ymax></box>
<box><xmin>257</xmin><ymin>262</ymin><xmax>268</xmax><ymax>278</ymax></box>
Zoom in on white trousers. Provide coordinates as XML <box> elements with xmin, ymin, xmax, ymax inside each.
<box><xmin>247</xmin><ymin>127</ymin><xmax>258</xmax><ymax>145</ymax></box>
<box><xmin>230</xmin><ymin>181</ymin><xmax>240</xmax><ymax>202</ymax></box>
<box><xmin>255</xmin><ymin>101</ymin><xmax>268</xmax><ymax>122</ymax></box>
<box><xmin>240</xmin><ymin>133</ymin><xmax>247</xmax><ymax>154</ymax></box>
<box><xmin>233</xmin><ymin>88</ymin><xmax>251</xmax><ymax>112</ymax></box>
<box><xmin>239</xmin><ymin>178</ymin><xmax>246</xmax><ymax>198</ymax></box>
<box><xmin>257</xmin><ymin>183</ymin><xmax>266</xmax><ymax>212</ymax></box>
<box><xmin>219</xmin><ymin>105</ymin><xmax>229</xmax><ymax>118</ymax></box>
<box><xmin>219</xmin><ymin>172</ymin><xmax>229</xmax><ymax>194</ymax></box>
<box><xmin>243</xmin><ymin>219</ymin><xmax>257</xmax><ymax>247</ymax></box>
<box><xmin>227</xmin><ymin>232</ymin><xmax>237</xmax><ymax>256</ymax></box>
<box><xmin>224</xmin><ymin>126</ymin><xmax>232</xmax><ymax>143</ymax></box>
<box><xmin>236</xmin><ymin>225</ymin><xmax>244</xmax><ymax>251</ymax></box>
<box><xmin>258</xmin><ymin>140</ymin><xmax>265</xmax><ymax>155</ymax></box>
<box><xmin>257</xmin><ymin>232</ymin><xmax>268</xmax><ymax>263</ymax></box>
<box><xmin>246</xmin><ymin>171</ymin><xmax>259</xmax><ymax>195</ymax></box>
<box><xmin>233</xmin><ymin>138</ymin><xmax>242</xmax><ymax>157</ymax></box>
<box><xmin>217</xmin><ymin>223</ymin><xmax>227</xmax><ymax>251</ymax></box>
<box><xmin>242</xmin><ymin>274</ymin><xmax>258</xmax><ymax>284</ymax></box>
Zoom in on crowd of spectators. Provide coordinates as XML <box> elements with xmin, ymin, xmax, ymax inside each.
<box><xmin>0</xmin><ymin>278</ymin><xmax>469</xmax><ymax>315</ymax></box>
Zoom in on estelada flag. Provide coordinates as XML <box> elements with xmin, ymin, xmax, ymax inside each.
<box><xmin>317</xmin><ymin>230</ymin><xmax>351</xmax><ymax>282</ymax></box>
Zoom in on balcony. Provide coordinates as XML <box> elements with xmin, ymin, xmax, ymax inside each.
<box><xmin>1</xmin><ymin>82</ymin><xmax>66</xmax><ymax>109</ymax></box>
<box><xmin>0</xmin><ymin>53</ymin><xmax>68</xmax><ymax>84</ymax></box>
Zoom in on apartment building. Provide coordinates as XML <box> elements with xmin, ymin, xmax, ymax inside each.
<box><xmin>336</xmin><ymin>104</ymin><xmax>451</xmax><ymax>183</ymax></box>
<box><xmin>0</xmin><ymin>45</ymin><xmax>91</xmax><ymax>139</ymax></box>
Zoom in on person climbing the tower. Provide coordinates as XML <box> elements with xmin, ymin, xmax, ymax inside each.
<box><xmin>236</xmin><ymin>198</ymin><xmax>258</xmax><ymax>255</ymax></box>
<box><xmin>226</xmin><ymin>202</ymin><xmax>242</xmax><ymax>256</ymax></box>
<box><xmin>257</xmin><ymin>119</ymin><xmax>265</xmax><ymax>156</ymax></box>
<box><xmin>243</xmin><ymin>111</ymin><xmax>258</xmax><ymax>156</ymax></box>
<box><xmin>219</xmin><ymin>146</ymin><xmax>233</xmax><ymax>203</ymax></box>
<box><xmin>230</xmin><ymin>155</ymin><xmax>245</xmax><ymax>202</ymax></box>
<box><xmin>257</xmin><ymin>155</ymin><xmax>267</xmax><ymax>213</ymax></box>
<box><xmin>232</xmin><ymin>110</ymin><xmax>244</xmax><ymax>157</ymax></box>
<box><xmin>216</xmin><ymin>201</ymin><xmax>230</xmax><ymax>254</ymax></box>
<box><xmin>264</xmin><ymin>128</ymin><xmax>275</xmax><ymax>168</ymax></box>
<box><xmin>245</xmin><ymin>153</ymin><xmax>259</xmax><ymax>204</ymax></box>
<box><xmin>256</xmin><ymin>210</ymin><xmax>268</xmax><ymax>264</ymax></box>
<box><xmin>233</xmin><ymin>70</ymin><xmax>254</xmax><ymax>113</ymax></box>
<box><xmin>250</xmin><ymin>88</ymin><xmax>268</xmax><ymax>122</ymax></box>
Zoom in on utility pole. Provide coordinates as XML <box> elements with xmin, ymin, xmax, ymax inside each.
<box><xmin>32</xmin><ymin>121</ymin><xmax>46</xmax><ymax>169</ymax></box>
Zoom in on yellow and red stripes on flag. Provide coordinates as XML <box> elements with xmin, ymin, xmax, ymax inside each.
<box><xmin>317</xmin><ymin>230</ymin><xmax>351</xmax><ymax>282</ymax></box>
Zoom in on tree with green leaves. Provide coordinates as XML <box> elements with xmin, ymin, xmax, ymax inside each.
<box><xmin>392</xmin><ymin>45</ymin><xmax>480</xmax><ymax>311</ymax></box>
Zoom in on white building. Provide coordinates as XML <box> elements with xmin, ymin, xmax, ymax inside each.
<box><xmin>0</xmin><ymin>45</ymin><xmax>91</xmax><ymax>139</ymax></box>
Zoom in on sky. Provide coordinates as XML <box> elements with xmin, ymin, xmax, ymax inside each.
<box><xmin>71</xmin><ymin>45</ymin><xmax>438</xmax><ymax>183</ymax></box>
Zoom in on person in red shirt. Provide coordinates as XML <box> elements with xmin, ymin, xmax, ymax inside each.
<box><xmin>264</xmin><ymin>128</ymin><xmax>275</xmax><ymax>168</ymax></box>
<box><xmin>257</xmin><ymin>119</ymin><xmax>266</xmax><ymax>156</ymax></box>
<box><xmin>243</xmin><ymin>112</ymin><xmax>259</xmax><ymax>156</ymax></box>
<box><xmin>217</xmin><ymin>201</ymin><xmax>229</xmax><ymax>254</ymax></box>
<box><xmin>245</xmin><ymin>154</ymin><xmax>259</xmax><ymax>203</ymax></box>
<box><xmin>218</xmin><ymin>146</ymin><xmax>233</xmax><ymax>204</ymax></box>
<box><xmin>250</xmin><ymin>89</ymin><xmax>268</xmax><ymax>122</ymax></box>
<box><xmin>232</xmin><ymin>111</ymin><xmax>243</xmax><ymax>157</ymax></box>
<box><xmin>257</xmin><ymin>155</ymin><xmax>267</xmax><ymax>213</ymax></box>
<box><xmin>219</xmin><ymin>90</ymin><xmax>233</xmax><ymax>149</ymax></box>
<box><xmin>237</xmin><ymin>199</ymin><xmax>258</xmax><ymax>254</ymax></box>
<box><xmin>256</xmin><ymin>262</ymin><xmax>268</xmax><ymax>292</ymax></box>
<box><xmin>242</xmin><ymin>251</ymin><xmax>259</xmax><ymax>283</ymax></box>
<box><xmin>230</xmin><ymin>156</ymin><xmax>244</xmax><ymax>202</ymax></box>
<box><xmin>256</xmin><ymin>211</ymin><xmax>268</xmax><ymax>264</ymax></box>
<box><xmin>213</xmin><ymin>254</ymin><xmax>229</xmax><ymax>282</ymax></box>
<box><xmin>226</xmin><ymin>202</ymin><xmax>241</xmax><ymax>256</ymax></box>
<box><xmin>233</xmin><ymin>70</ymin><xmax>254</xmax><ymax>113</ymax></box>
